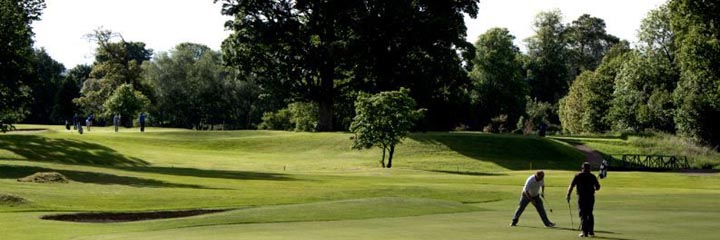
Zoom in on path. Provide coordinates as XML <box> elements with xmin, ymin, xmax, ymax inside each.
<box><xmin>572</xmin><ymin>144</ymin><xmax>604</xmax><ymax>167</ymax></box>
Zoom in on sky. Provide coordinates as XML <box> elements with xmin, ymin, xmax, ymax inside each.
<box><xmin>32</xmin><ymin>0</ymin><xmax>667</xmax><ymax>69</ymax></box>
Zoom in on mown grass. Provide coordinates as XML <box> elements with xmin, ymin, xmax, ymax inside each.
<box><xmin>0</xmin><ymin>125</ymin><xmax>718</xmax><ymax>239</ymax></box>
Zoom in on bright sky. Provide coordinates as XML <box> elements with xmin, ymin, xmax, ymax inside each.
<box><xmin>32</xmin><ymin>0</ymin><xmax>667</xmax><ymax>69</ymax></box>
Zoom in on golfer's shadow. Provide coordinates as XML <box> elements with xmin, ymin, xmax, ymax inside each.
<box><xmin>517</xmin><ymin>226</ymin><xmax>630</xmax><ymax>240</ymax></box>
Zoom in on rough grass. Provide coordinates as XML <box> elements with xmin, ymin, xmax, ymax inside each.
<box><xmin>0</xmin><ymin>193</ymin><xmax>28</xmax><ymax>205</ymax></box>
<box><xmin>552</xmin><ymin>132</ymin><xmax>720</xmax><ymax>169</ymax></box>
<box><xmin>17</xmin><ymin>172</ymin><xmax>70</xmax><ymax>183</ymax></box>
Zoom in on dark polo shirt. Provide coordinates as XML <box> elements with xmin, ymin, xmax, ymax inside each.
<box><xmin>572</xmin><ymin>171</ymin><xmax>600</xmax><ymax>197</ymax></box>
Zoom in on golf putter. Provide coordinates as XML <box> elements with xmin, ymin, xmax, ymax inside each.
<box><xmin>567</xmin><ymin>201</ymin><xmax>574</xmax><ymax>229</ymax></box>
<box><xmin>540</xmin><ymin>195</ymin><xmax>552</xmax><ymax>213</ymax></box>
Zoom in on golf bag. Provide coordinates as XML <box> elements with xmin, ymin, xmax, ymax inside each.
<box><xmin>599</xmin><ymin>159</ymin><xmax>608</xmax><ymax>179</ymax></box>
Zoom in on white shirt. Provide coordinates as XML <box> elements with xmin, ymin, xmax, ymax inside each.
<box><xmin>522</xmin><ymin>175</ymin><xmax>544</xmax><ymax>197</ymax></box>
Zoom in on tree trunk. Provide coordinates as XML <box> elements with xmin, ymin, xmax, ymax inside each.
<box><xmin>387</xmin><ymin>144</ymin><xmax>395</xmax><ymax>168</ymax></box>
<box><xmin>317</xmin><ymin>98</ymin><xmax>334</xmax><ymax>131</ymax></box>
<box><xmin>380</xmin><ymin>146</ymin><xmax>386</xmax><ymax>168</ymax></box>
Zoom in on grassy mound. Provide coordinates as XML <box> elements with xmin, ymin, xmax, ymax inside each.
<box><xmin>0</xmin><ymin>193</ymin><xmax>28</xmax><ymax>205</ymax></box>
<box><xmin>140</xmin><ymin>197</ymin><xmax>483</xmax><ymax>228</ymax></box>
<box><xmin>17</xmin><ymin>172</ymin><xmax>70</xmax><ymax>183</ymax></box>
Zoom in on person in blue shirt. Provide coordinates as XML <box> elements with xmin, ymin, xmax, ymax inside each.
<box><xmin>86</xmin><ymin>114</ymin><xmax>94</xmax><ymax>131</ymax></box>
<box><xmin>138</xmin><ymin>112</ymin><xmax>147</xmax><ymax>132</ymax></box>
<box><xmin>113</xmin><ymin>114</ymin><xmax>121</xmax><ymax>132</ymax></box>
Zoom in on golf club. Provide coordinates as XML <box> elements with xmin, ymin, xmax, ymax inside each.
<box><xmin>540</xmin><ymin>195</ymin><xmax>553</xmax><ymax>213</ymax></box>
<box><xmin>567</xmin><ymin>200</ymin><xmax>574</xmax><ymax>229</ymax></box>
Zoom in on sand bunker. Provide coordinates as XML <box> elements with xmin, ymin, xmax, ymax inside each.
<box><xmin>41</xmin><ymin>209</ymin><xmax>230</xmax><ymax>223</ymax></box>
<box><xmin>17</xmin><ymin>172</ymin><xmax>70</xmax><ymax>183</ymax></box>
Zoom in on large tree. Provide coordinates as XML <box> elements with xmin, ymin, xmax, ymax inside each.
<box><xmin>74</xmin><ymin>29</ymin><xmax>153</xmax><ymax>117</ymax></box>
<box><xmin>143</xmin><ymin>42</ymin><xmax>258</xmax><ymax>129</ymax></box>
<box><xmin>218</xmin><ymin>0</ymin><xmax>479</xmax><ymax>131</ymax></box>
<box><xmin>348</xmin><ymin>1</ymin><xmax>479</xmax><ymax>130</ymax></box>
<box><xmin>0</xmin><ymin>0</ymin><xmax>45</xmax><ymax>132</ymax></box>
<box><xmin>525</xmin><ymin>10</ymin><xmax>570</xmax><ymax>105</ymax></box>
<box><xmin>51</xmin><ymin>65</ymin><xmax>91</xmax><ymax>123</ymax></box>
<box><xmin>565</xmin><ymin>14</ymin><xmax>620</xmax><ymax>75</ymax></box>
<box><xmin>470</xmin><ymin>28</ymin><xmax>527</xmax><ymax>127</ymax></box>
<box><xmin>24</xmin><ymin>48</ymin><xmax>65</xmax><ymax>124</ymax></box>
<box><xmin>610</xmin><ymin>5</ymin><xmax>677</xmax><ymax>133</ymax></box>
<box><xmin>669</xmin><ymin>0</ymin><xmax>720</xmax><ymax>146</ymax></box>
<box><xmin>560</xmin><ymin>42</ymin><xmax>631</xmax><ymax>134</ymax></box>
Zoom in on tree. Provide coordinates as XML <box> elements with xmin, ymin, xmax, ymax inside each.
<box><xmin>565</xmin><ymin>14</ymin><xmax>620</xmax><ymax>75</ymax></box>
<box><xmin>610</xmin><ymin>10</ymin><xmax>677</xmax><ymax>132</ymax></box>
<box><xmin>559</xmin><ymin>71</ymin><xmax>593</xmax><ymax>134</ymax></box>
<box><xmin>102</xmin><ymin>84</ymin><xmax>149</xmax><ymax>127</ymax></box>
<box><xmin>348</xmin><ymin>1</ymin><xmax>480</xmax><ymax>130</ymax></box>
<box><xmin>638</xmin><ymin>3</ymin><xmax>675</xmax><ymax>64</ymax></box>
<box><xmin>218</xmin><ymin>0</ymin><xmax>480</xmax><ymax>131</ymax></box>
<box><xmin>74</xmin><ymin>29</ymin><xmax>152</xmax><ymax>118</ymax></box>
<box><xmin>25</xmin><ymin>48</ymin><xmax>65</xmax><ymax>124</ymax></box>
<box><xmin>469</xmin><ymin>28</ymin><xmax>528</xmax><ymax>128</ymax></box>
<box><xmin>218</xmin><ymin>0</ymin><xmax>356</xmax><ymax>131</ymax></box>
<box><xmin>350</xmin><ymin>88</ymin><xmax>424</xmax><ymax>168</ymax></box>
<box><xmin>143</xmin><ymin>43</ymin><xmax>257</xmax><ymax>129</ymax></box>
<box><xmin>560</xmin><ymin>42</ymin><xmax>631</xmax><ymax>134</ymax></box>
<box><xmin>51</xmin><ymin>65</ymin><xmax>91</xmax><ymax>123</ymax></box>
<box><xmin>669</xmin><ymin>0</ymin><xmax>720</xmax><ymax>146</ymax></box>
<box><xmin>0</xmin><ymin>0</ymin><xmax>45</xmax><ymax>132</ymax></box>
<box><xmin>525</xmin><ymin>10</ymin><xmax>571</xmax><ymax>105</ymax></box>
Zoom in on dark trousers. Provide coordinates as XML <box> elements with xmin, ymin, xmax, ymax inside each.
<box><xmin>578</xmin><ymin>195</ymin><xmax>595</xmax><ymax>235</ymax></box>
<box><xmin>140</xmin><ymin>122</ymin><xmax>145</xmax><ymax>132</ymax></box>
<box><xmin>512</xmin><ymin>194</ymin><xmax>552</xmax><ymax>226</ymax></box>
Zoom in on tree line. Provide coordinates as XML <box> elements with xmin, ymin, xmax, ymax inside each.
<box><xmin>1</xmin><ymin>0</ymin><xmax>718</xmax><ymax>148</ymax></box>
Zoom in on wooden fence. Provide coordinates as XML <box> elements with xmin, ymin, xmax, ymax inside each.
<box><xmin>608</xmin><ymin>154</ymin><xmax>690</xmax><ymax>170</ymax></box>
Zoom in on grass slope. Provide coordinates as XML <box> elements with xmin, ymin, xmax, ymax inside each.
<box><xmin>0</xmin><ymin>125</ymin><xmax>717</xmax><ymax>239</ymax></box>
<box><xmin>552</xmin><ymin>132</ymin><xmax>720</xmax><ymax>169</ymax></box>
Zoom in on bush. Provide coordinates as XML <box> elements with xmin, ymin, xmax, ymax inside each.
<box><xmin>483</xmin><ymin>114</ymin><xmax>509</xmax><ymax>133</ymax></box>
<box><xmin>258</xmin><ymin>108</ymin><xmax>292</xmax><ymax>130</ymax></box>
<box><xmin>258</xmin><ymin>102</ymin><xmax>318</xmax><ymax>132</ymax></box>
<box><xmin>287</xmin><ymin>102</ymin><xmax>318</xmax><ymax>132</ymax></box>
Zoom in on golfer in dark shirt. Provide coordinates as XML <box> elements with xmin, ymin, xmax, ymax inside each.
<box><xmin>566</xmin><ymin>162</ymin><xmax>601</xmax><ymax>238</ymax></box>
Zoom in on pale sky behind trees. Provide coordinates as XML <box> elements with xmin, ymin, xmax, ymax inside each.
<box><xmin>32</xmin><ymin>0</ymin><xmax>666</xmax><ymax>68</ymax></box>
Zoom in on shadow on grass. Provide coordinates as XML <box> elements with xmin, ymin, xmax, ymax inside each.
<box><xmin>426</xmin><ymin>170</ymin><xmax>507</xmax><ymax>176</ymax></box>
<box><xmin>0</xmin><ymin>135</ymin><xmax>148</xmax><ymax>167</ymax></box>
<box><xmin>517</xmin><ymin>226</ymin><xmax>627</xmax><ymax>239</ymax></box>
<box><xmin>0</xmin><ymin>135</ymin><xmax>297</xmax><ymax>182</ymax></box>
<box><xmin>119</xmin><ymin>166</ymin><xmax>298</xmax><ymax>181</ymax></box>
<box><xmin>409</xmin><ymin>133</ymin><xmax>583</xmax><ymax>170</ymax></box>
<box><xmin>0</xmin><ymin>165</ymin><xmax>210</xmax><ymax>189</ymax></box>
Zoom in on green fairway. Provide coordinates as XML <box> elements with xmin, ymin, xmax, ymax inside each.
<box><xmin>1</xmin><ymin>125</ymin><xmax>718</xmax><ymax>239</ymax></box>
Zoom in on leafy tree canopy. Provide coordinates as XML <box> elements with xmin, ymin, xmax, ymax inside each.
<box><xmin>350</xmin><ymin>88</ymin><xmax>424</xmax><ymax>168</ymax></box>
<box><xmin>0</xmin><ymin>0</ymin><xmax>45</xmax><ymax>132</ymax></box>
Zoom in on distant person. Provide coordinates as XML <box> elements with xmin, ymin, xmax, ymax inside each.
<box><xmin>539</xmin><ymin>122</ymin><xmax>547</xmax><ymax>137</ymax></box>
<box><xmin>113</xmin><ymin>114</ymin><xmax>121</xmax><ymax>132</ymax></box>
<box><xmin>72</xmin><ymin>114</ymin><xmax>79</xmax><ymax>130</ymax></box>
<box><xmin>86</xmin><ymin>114</ymin><xmax>94</xmax><ymax>131</ymax></box>
<box><xmin>138</xmin><ymin>112</ymin><xmax>147</xmax><ymax>132</ymax></box>
<box><xmin>65</xmin><ymin>120</ymin><xmax>71</xmax><ymax>131</ymax></box>
<box><xmin>567</xmin><ymin>162</ymin><xmax>601</xmax><ymax>238</ymax></box>
<box><xmin>511</xmin><ymin>170</ymin><xmax>555</xmax><ymax>227</ymax></box>
<box><xmin>77</xmin><ymin>120</ymin><xmax>84</xmax><ymax>134</ymax></box>
<box><xmin>599</xmin><ymin>159</ymin><xmax>608</xmax><ymax>179</ymax></box>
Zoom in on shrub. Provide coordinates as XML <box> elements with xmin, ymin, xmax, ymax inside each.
<box><xmin>258</xmin><ymin>102</ymin><xmax>318</xmax><ymax>132</ymax></box>
<box><xmin>258</xmin><ymin>108</ymin><xmax>292</xmax><ymax>130</ymax></box>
